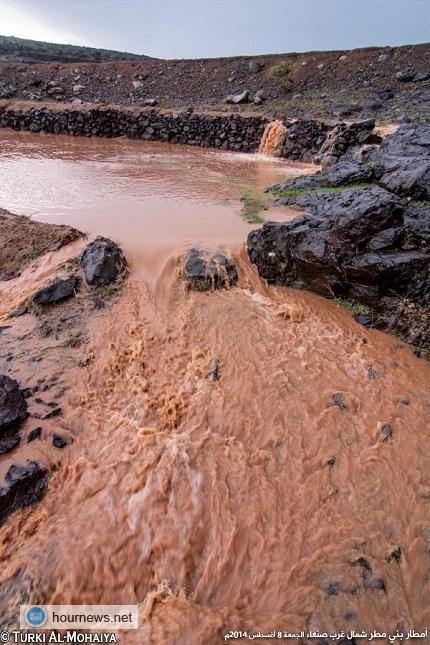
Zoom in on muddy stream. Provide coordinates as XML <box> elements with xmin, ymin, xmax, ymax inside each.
<box><xmin>0</xmin><ymin>131</ymin><xmax>430</xmax><ymax>643</ymax></box>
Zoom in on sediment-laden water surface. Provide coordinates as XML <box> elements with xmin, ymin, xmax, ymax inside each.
<box><xmin>1</xmin><ymin>130</ymin><xmax>430</xmax><ymax>643</ymax></box>
<box><xmin>0</xmin><ymin>130</ymin><xmax>309</xmax><ymax>281</ymax></box>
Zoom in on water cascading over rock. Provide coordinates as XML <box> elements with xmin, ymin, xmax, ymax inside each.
<box><xmin>258</xmin><ymin>120</ymin><xmax>288</xmax><ymax>156</ymax></box>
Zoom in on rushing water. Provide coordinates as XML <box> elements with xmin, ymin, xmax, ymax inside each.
<box><xmin>1</xmin><ymin>130</ymin><xmax>430</xmax><ymax>643</ymax></box>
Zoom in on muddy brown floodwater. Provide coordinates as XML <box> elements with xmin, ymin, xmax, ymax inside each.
<box><xmin>1</xmin><ymin>130</ymin><xmax>430</xmax><ymax>644</ymax></box>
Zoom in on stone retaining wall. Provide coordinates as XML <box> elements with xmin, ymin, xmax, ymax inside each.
<box><xmin>0</xmin><ymin>103</ymin><xmax>268</xmax><ymax>152</ymax></box>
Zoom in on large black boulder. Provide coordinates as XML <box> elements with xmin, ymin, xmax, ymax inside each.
<box><xmin>0</xmin><ymin>375</ymin><xmax>28</xmax><ymax>435</ymax></box>
<box><xmin>32</xmin><ymin>276</ymin><xmax>78</xmax><ymax>305</ymax></box>
<box><xmin>184</xmin><ymin>248</ymin><xmax>238</xmax><ymax>290</ymax></box>
<box><xmin>79</xmin><ymin>237</ymin><xmax>127</xmax><ymax>286</ymax></box>
<box><xmin>0</xmin><ymin>461</ymin><xmax>48</xmax><ymax>525</ymax></box>
<box><xmin>248</xmin><ymin>185</ymin><xmax>430</xmax><ymax>352</ymax></box>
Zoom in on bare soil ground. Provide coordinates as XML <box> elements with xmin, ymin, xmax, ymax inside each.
<box><xmin>0</xmin><ymin>208</ymin><xmax>83</xmax><ymax>281</ymax></box>
<box><xmin>0</xmin><ymin>43</ymin><xmax>429</xmax><ymax>122</ymax></box>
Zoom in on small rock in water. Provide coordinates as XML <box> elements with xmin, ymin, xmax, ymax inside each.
<box><xmin>9</xmin><ymin>305</ymin><xmax>28</xmax><ymax>318</ymax></box>
<box><xmin>397</xmin><ymin>397</ymin><xmax>410</xmax><ymax>405</ymax></box>
<box><xmin>353</xmin><ymin>313</ymin><xmax>373</xmax><ymax>327</ymax></box>
<box><xmin>184</xmin><ymin>248</ymin><xmax>238</xmax><ymax>291</ymax></box>
<box><xmin>52</xmin><ymin>433</ymin><xmax>69</xmax><ymax>449</ymax></box>
<box><xmin>207</xmin><ymin>358</ymin><xmax>220</xmax><ymax>381</ymax></box>
<box><xmin>330</xmin><ymin>393</ymin><xmax>348</xmax><ymax>410</ymax></box>
<box><xmin>0</xmin><ymin>375</ymin><xmax>28</xmax><ymax>434</ymax></box>
<box><xmin>33</xmin><ymin>276</ymin><xmax>78</xmax><ymax>305</ymax></box>
<box><xmin>386</xmin><ymin>545</ymin><xmax>402</xmax><ymax>562</ymax></box>
<box><xmin>326</xmin><ymin>582</ymin><xmax>341</xmax><ymax>595</ymax></box>
<box><xmin>27</xmin><ymin>427</ymin><xmax>43</xmax><ymax>442</ymax></box>
<box><xmin>42</xmin><ymin>407</ymin><xmax>62</xmax><ymax>420</ymax></box>
<box><xmin>367</xmin><ymin>577</ymin><xmax>386</xmax><ymax>591</ymax></box>
<box><xmin>382</xmin><ymin>424</ymin><xmax>393</xmax><ymax>441</ymax></box>
<box><xmin>79</xmin><ymin>237</ymin><xmax>127</xmax><ymax>286</ymax></box>
<box><xmin>0</xmin><ymin>461</ymin><xmax>48</xmax><ymax>525</ymax></box>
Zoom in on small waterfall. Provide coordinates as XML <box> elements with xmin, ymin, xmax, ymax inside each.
<box><xmin>258</xmin><ymin>120</ymin><xmax>287</xmax><ymax>156</ymax></box>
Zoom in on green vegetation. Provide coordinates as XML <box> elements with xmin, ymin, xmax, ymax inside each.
<box><xmin>334</xmin><ymin>297</ymin><xmax>371</xmax><ymax>316</ymax></box>
<box><xmin>24</xmin><ymin>246</ymin><xmax>43</xmax><ymax>260</ymax></box>
<box><xmin>274</xmin><ymin>182</ymin><xmax>372</xmax><ymax>199</ymax></box>
<box><xmin>362</xmin><ymin>160</ymin><xmax>379</xmax><ymax>169</ymax></box>
<box><xmin>269</xmin><ymin>60</ymin><xmax>297</xmax><ymax>78</ymax></box>
<box><xmin>240</xmin><ymin>185</ymin><xmax>272</xmax><ymax>224</ymax></box>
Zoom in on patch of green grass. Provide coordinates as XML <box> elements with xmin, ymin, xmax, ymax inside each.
<box><xmin>269</xmin><ymin>60</ymin><xmax>297</xmax><ymax>78</ymax></box>
<box><xmin>24</xmin><ymin>246</ymin><xmax>43</xmax><ymax>260</ymax></box>
<box><xmin>240</xmin><ymin>185</ymin><xmax>272</xmax><ymax>224</ymax></box>
<box><xmin>275</xmin><ymin>182</ymin><xmax>373</xmax><ymax>199</ymax></box>
<box><xmin>362</xmin><ymin>160</ymin><xmax>379</xmax><ymax>169</ymax></box>
<box><xmin>334</xmin><ymin>298</ymin><xmax>370</xmax><ymax>316</ymax></box>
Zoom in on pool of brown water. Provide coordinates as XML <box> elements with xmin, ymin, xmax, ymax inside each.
<box><xmin>0</xmin><ymin>130</ymin><xmax>310</xmax><ymax>281</ymax></box>
<box><xmin>0</xmin><ymin>130</ymin><xmax>430</xmax><ymax>644</ymax></box>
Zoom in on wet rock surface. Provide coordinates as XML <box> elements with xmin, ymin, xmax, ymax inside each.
<box><xmin>184</xmin><ymin>248</ymin><xmax>238</xmax><ymax>291</ymax></box>
<box><xmin>0</xmin><ymin>434</ymin><xmax>20</xmax><ymax>455</ymax></box>
<box><xmin>0</xmin><ymin>461</ymin><xmax>48</xmax><ymax>526</ymax></box>
<box><xmin>0</xmin><ymin>374</ymin><xmax>28</xmax><ymax>434</ymax></box>
<box><xmin>78</xmin><ymin>236</ymin><xmax>127</xmax><ymax>286</ymax></box>
<box><xmin>32</xmin><ymin>276</ymin><xmax>78</xmax><ymax>305</ymax></box>
<box><xmin>270</xmin><ymin>161</ymin><xmax>375</xmax><ymax>194</ymax></box>
<box><xmin>249</xmin><ymin>125</ymin><xmax>430</xmax><ymax>355</ymax></box>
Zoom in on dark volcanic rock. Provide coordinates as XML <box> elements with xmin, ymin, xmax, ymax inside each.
<box><xmin>0</xmin><ymin>461</ymin><xmax>48</xmax><ymax>525</ymax></box>
<box><xmin>248</xmin><ymin>171</ymin><xmax>430</xmax><ymax>354</ymax></box>
<box><xmin>33</xmin><ymin>276</ymin><xmax>78</xmax><ymax>305</ymax></box>
<box><xmin>184</xmin><ymin>248</ymin><xmax>238</xmax><ymax>290</ymax></box>
<box><xmin>27</xmin><ymin>427</ymin><xmax>43</xmax><ymax>442</ymax></box>
<box><xmin>372</xmin><ymin>125</ymin><xmax>430</xmax><ymax>200</ymax></box>
<box><xmin>0</xmin><ymin>375</ymin><xmax>28</xmax><ymax>434</ymax></box>
<box><xmin>9</xmin><ymin>305</ymin><xmax>28</xmax><ymax>318</ymax></box>
<box><xmin>378</xmin><ymin>124</ymin><xmax>430</xmax><ymax>158</ymax></box>
<box><xmin>379</xmin><ymin>158</ymin><xmax>430</xmax><ymax>200</ymax></box>
<box><xmin>0</xmin><ymin>434</ymin><xmax>20</xmax><ymax>455</ymax></box>
<box><xmin>79</xmin><ymin>236</ymin><xmax>127</xmax><ymax>286</ymax></box>
<box><xmin>274</xmin><ymin>186</ymin><xmax>403</xmax><ymax>232</ymax></box>
<box><xmin>270</xmin><ymin>161</ymin><xmax>375</xmax><ymax>194</ymax></box>
<box><xmin>52</xmin><ymin>433</ymin><xmax>68</xmax><ymax>449</ymax></box>
<box><xmin>353</xmin><ymin>313</ymin><xmax>373</xmax><ymax>327</ymax></box>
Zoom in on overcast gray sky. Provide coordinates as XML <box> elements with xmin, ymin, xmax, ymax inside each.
<box><xmin>0</xmin><ymin>0</ymin><xmax>428</xmax><ymax>59</ymax></box>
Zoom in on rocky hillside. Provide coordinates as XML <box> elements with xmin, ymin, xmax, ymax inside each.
<box><xmin>0</xmin><ymin>35</ymin><xmax>151</xmax><ymax>63</ymax></box>
<box><xmin>0</xmin><ymin>41</ymin><xmax>428</xmax><ymax>122</ymax></box>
